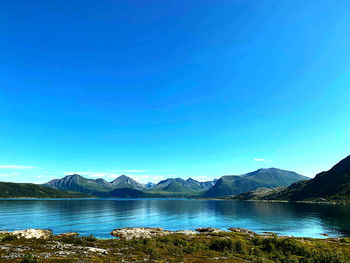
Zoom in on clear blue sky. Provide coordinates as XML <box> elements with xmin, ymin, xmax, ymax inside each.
<box><xmin>1</xmin><ymin>0</ymin><xmax>350</xmax><ymax>184</ymax></box>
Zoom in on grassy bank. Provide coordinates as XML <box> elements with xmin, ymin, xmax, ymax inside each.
<box><xmin>1</xmin><ymin>231</ymin><xmax>350</xmax><ymax>262</ymax></box>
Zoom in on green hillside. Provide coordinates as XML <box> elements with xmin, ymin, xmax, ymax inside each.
<box><xmin>275</xmin><ymin>155</ymin><xmax>350</xmax><ymax>201</ymax></box>
<box><xmin>109</xmin><ymin>188</ymin><xmax>152</xmax><ymax>198</ymax></box>
<box><xmin>0</xmin><ymin>181</ymin><xmax>92</xmax><ymax>198</ymax></box>
<box><xmin>204</xmin><ymin>168</ymin><xmax>307</xmax><ymax>198</ymax></box>
<box><xmin>233</xmin><ymin>155</ymin><xmax>350</xmax><ymax>202</ymax></box>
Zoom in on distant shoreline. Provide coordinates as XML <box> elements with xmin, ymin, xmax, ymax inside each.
<box><xmin>192</xmin><ymin>197</ymin><xmax>350</xmax><ymax>205</ymax></box>
<box><xmin>0</xmin><ymin>197</ymin><xmax>349</xmax><ymax>205</ymax></box>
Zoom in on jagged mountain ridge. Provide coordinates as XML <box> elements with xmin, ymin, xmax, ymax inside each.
<box><xmin>149</xmin><ymin>178</ymin><xmax>217</xmax><ymax>193</ymax></box>
<box><xmin>44</xmin><ymin>167</ymin><xmax>307</xmax><ymax>198</ymax></box>
<box><xmin>44</xmin><ymin>174</ymin><xmax>218</xmax><ymax>196</ymax></box>
<box><xmin>44</xmin><ymin>174</ymin><xmax>145</xmax><ymax>195</ymax></box>
<box><xmin>44</xmin><ymin>174</ymin><xmax>114</xmax><ymax>195</ymax></box>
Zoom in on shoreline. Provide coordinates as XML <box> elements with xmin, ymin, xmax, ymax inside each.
<box><xmin>1</xmin><ymin>227</ymin><xmax>349</xmax><ymax>262</ymax></box>
<box><xmin>1</xmin><ymin>196</ymin><xmax>349</xmax><ymax>204</ymax></box>
<box><xmin>0</xmin><ymin>226</ymin><xmax>346</xmax><ymax>240</ymax></box>
<box><xmin>194</xmin><ymin>197</ymin><xmax>350</xmax><ymax>205</ymax></box>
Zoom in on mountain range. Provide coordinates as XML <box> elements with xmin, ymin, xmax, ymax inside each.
<box><xmin>44</xmin><ymin>174</ymin><xmax>145</xmax><ymax>197</ymax></box>
<box><xmin>149</xmin><ymin>178</ymin><xmax>217</xmax><ymax>193</ymax></box>
<box><xmin>44</xmin><ymin>175</ymin><xmax>217</xmax><ymax>197</ymax></box>
<box><xmin>233</xmin><ymin>155</ymin><xmax>350</xmax><ymax>202</ymax></box>
<box><xmin>42</xmin><ymin>167</ymin><xmax>307</xmax><ymax>198</ymax></box>
<box><xmin>3</xmin><ymin>156</ymin><xmax>349</xmax><ymax>200</ymax></box>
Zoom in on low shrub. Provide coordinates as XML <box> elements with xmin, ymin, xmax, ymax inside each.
<box><xmin>0</xmin><ymin>233</ymin><xmax>16</xmax><ymax>242</ymax></box>
<box><xmin>209</xmin><ymin>238</ymin><xmax>247</xmax><ymax>254</ymax></box>
<box><xmin>210</xmin><ymin>238</ymin><xmax>234</xmax><ymax>252</ymax></box>
<box><xmin>82</xmin><ymin>234</ymin><xmax>97</xmax><ymax>242</ymax></box>
<box><xmin>233</xmin><ymin>239</ymin><xmax>247</xmax><ymax>254</ymax></box>
<box><xmin>21</xmin><ymin>254</ymin><xmax>38</xmax><ymax>263</ymax></box>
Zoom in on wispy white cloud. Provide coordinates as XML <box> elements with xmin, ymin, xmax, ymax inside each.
<box><xmin>254</xmin><ymin>158</ymin><xmax>272</xmax><ymax>162</ymax></box>
<box><xmin>0</xmin><ymin>165</ymin><xmax>35</xmax><ymax>169</ymax></box>
<box><xmin>0</xmin><ymin>172</ymin><xmax>19</xmax><ymax>177</ymax></box>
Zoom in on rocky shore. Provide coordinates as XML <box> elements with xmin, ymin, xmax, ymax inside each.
<box><xmin>110</xmin><ymin>227</ymin><xmax>255</xmax><ymax>240</ymax></box>
<box><xmin>0</xmin><ymin>228</ymin><xmax>349</xmax><ymax>262</ymax></box>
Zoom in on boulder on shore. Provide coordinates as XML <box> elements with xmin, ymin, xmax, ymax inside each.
<box><xmin>111</xmin><ymin>227</ymin><xmax>170</xmax><ymax>240</ymax></box>
<box><xmin>11</xmin><ymin>229</ymin><xmax>52</xmax><ymax>239</ymax></box>
<box><xmin>111</xmin><ymin>227</ymin><xmax>223</xmax><ymax>240</ymax></box>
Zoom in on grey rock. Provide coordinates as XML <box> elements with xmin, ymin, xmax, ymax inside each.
<box><xmin>111</xmin><ymin>227</ymin><xmax>170</xmax><ymax>240</ymax></box>
<box><xmin>11</xmin><ymin>229</ymin><xmax>53</xmax><ymax>239</ymax></box>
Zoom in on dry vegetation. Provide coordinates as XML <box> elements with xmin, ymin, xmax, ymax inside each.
<box><xmin>1</xmin><ymin>232</ymin><xmax>350</xmax><ymax>262</ymax></box>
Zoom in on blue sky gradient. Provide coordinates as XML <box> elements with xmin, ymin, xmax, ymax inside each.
<box><xmin>1</xmin><ymin>0</ymin><xmax>350</xmax><ymax>183</ymax></box>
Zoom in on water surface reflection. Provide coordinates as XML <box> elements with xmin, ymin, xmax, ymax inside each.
<box><xmin>0</xmin><ymin>199</ymin><xmax>349</xmax><ymax>238</ymax></box>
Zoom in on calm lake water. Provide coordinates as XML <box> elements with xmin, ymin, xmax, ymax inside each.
<box><xmin>0</xmin><ymin>199</ymin><xmax>349</xmax><ymax>238</ymax></box>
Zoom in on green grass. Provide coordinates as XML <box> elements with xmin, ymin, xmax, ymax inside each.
<box><xmin>1</xmin><ymin>231</ymin><xmax>349</xmax><ymax>262</ymax></box>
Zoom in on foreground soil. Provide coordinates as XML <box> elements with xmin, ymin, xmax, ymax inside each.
<box><xmin>1</xmin><ymin>231</ymin><xmax>350</xmax><ymax>262</ymax></box>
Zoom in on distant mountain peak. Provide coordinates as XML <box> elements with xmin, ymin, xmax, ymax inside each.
<box><xmin>185</xmin><ymin>178</ymin><xmax>197</xmax><ymax>182</ymax></box>
<box><xmin>145</xmin><ymin>182</ymin><xmax>155</xmax><ymax>188</ymax></box>
<box><xmin>205</xmin><ymin>168</ymin><xmax>307</xmax><ymax>198</ymax></box>
<box><xmin>111</xmin><ymin>175</ymin><xmax>135</xmax><ymax>183</ymax></box>
<box><xmin>65</xmin><ymin>174</ymin><xmax>82</xmax><ymax>179</ymax></box>
<box><xmin>243</xmin><ymin>168</ymin><xmax>303</xmax><ymax>178</ymax></box>
<box><xmin>174</xmin><ymin>178</ymin><xmax>185</xmax><ymax>182</ymax></box>
<box><xmin>110</xmin><ymin>175</ymin><xmax>144</xmax><ymax>191</ymax></box>
<box><xmin>236</xmin><ymin>155</ymin><xmax>350</xmax><ymax>202</ymax></box>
